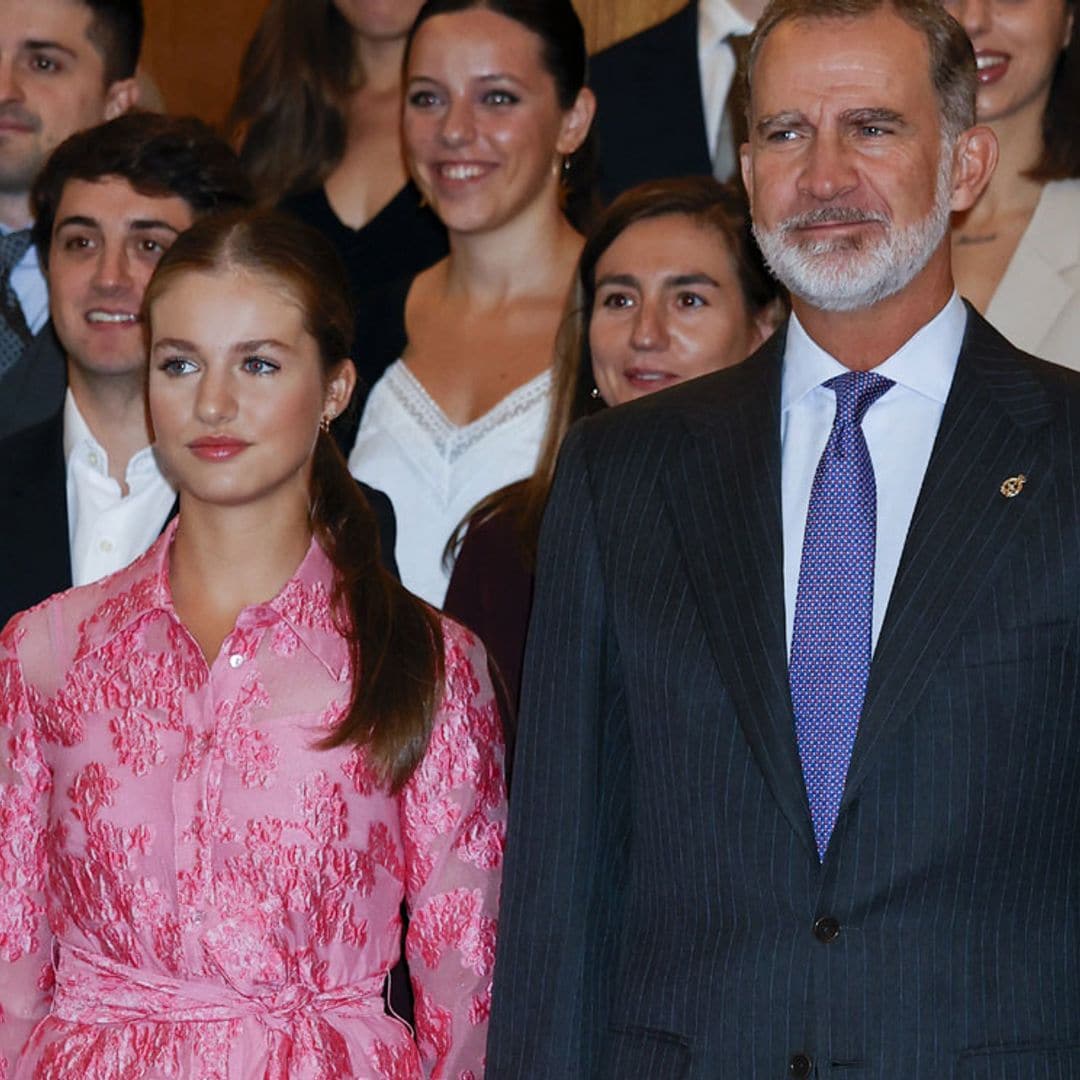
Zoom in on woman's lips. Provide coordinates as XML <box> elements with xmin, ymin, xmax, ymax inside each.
<box><xmin>187</xmin><ymin>437</ymin><xmax>250</xmax><ymax>461</ymax></box>
<box><xmin>624</xmin><ymin>368</ymin><xmax>677</xmax><ymax>390</ymax></box>
<box><xmin>975</xmin><ymin>50</ymin><xmax>1009</xmax><ymax>85</ymax></box>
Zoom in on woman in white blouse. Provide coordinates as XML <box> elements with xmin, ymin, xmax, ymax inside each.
<box><xmin>347</xmin><ymin>0</ymin><xmax>595</xmax><ymax>605</ymax></box>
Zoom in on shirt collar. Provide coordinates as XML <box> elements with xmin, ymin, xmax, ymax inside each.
<box><xmin>699</xmin><ymin>0</ymin><xmax>756</xmax><ymax>45</ymax></box>
<box><xmin>63</xmin><ymin>388</ymin><xmax>101</xmax><ymax>464</ymax></box>
<box><xmin>76</xmin><ymin>518</ymin><xmax>350</xmax><ymax>680</ymax></box>
<box><xmin>781</xmin><ymin>290</ymin><xmax>965</xmax><ymax>412</ymax></box>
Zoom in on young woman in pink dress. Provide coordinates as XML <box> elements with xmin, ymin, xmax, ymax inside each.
<box><xmin>0</xmin><ymin>209</ymin><xmax>506</xmax><ymax>1078</ymax></box>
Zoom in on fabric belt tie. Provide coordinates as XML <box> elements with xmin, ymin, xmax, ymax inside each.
<box><xmin>52</xmin><ymin>942</ymin><xmax>386</xmax><ymax>1032</ymax></box>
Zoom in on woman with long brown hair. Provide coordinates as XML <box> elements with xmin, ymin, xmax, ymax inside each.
<box><xmin>0</xmin><ymin>209</ymin><xmax>505</xmax><ymax>1078</ymax></box>
<box><xmin>444</xmin><ymin>176</ymin><xmax>785</xmax><ymax>716</ymax></box>
<box><xmin>228</xmin><ymin>1</ymin><xmax>447</xmax><ymax>321</ymax></box>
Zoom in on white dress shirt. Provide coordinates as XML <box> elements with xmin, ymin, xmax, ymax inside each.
<box><xmin>698</xmin><ymin>0</ymin><xmax>756</xmax><ymax>171</ymax></box>
<box><xmin>0</xmin><ymin>222</ymin><xmax>48</xmax><ymax>336</ymax></box>
<box><xmin>781</xmin><ymin>292</ymin><xmax>966</xmax><ymax>654</ymax></box>
<box><xmin>64</xmin><ymin>390</ymin><xmax>177</xmax><ymax>586</ymax></box>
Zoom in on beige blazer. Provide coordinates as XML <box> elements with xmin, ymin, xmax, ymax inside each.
<box><xmin>986</xmin><ymin>178</ymin><xmax>1080</xmax><ymax>371</ymax></box>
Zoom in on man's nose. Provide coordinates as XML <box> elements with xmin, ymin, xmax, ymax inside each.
<box><xmin>797</xmin><ymin>131</ymin><xmax>859</xmax><ymax>203</ymax></box>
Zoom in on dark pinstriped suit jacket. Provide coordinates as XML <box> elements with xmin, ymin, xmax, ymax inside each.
<box><xmin>487</xmin><ymin>308</ymin><xmax>1080</xmax><ymax>1079</ymax></box>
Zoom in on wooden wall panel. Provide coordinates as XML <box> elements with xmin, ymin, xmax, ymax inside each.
<box><xmin>138</xmin><ymin>0</ymin><xmax>687</xmax><ymax>127</ymax></box>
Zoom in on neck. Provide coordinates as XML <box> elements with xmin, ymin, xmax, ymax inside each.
<box><xmin>353</xmin><ymin>32</ymin><xmax>407</xmax><ymax>93</ymax></box>
<box><xmin>791</xmin><ymin>250</ymin><xmax>955</xmax><ymax>370</ymax></box>
<box><xmin>170</xmin><ymin>491</ymin><xmax>313</xmax><ymax>621</ymax></box>
<box><xmin>0</xmin><ymin>191</ymin><xmax>31</xmax><ymax>230</ymax></box>
<box><xmin>67</xmin><ymin>365</ymin><xmax>150</xmax><ymax>487</ymax></box>
<box><xmin>444</xmin><ymin>198</ymin><xmax>582</xmax><ymax>305</ymax></box>
<box><xmin>960</xmin><ymin>106</ymin><xmax>1046</xmax><ymax>229</ymax></box>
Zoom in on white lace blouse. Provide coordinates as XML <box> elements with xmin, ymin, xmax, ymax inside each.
<box><xmin>348</xmin><ymin>359</ymin><xmax>552</xmax><ymax>606</ymax></box>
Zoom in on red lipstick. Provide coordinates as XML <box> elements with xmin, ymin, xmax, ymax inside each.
<box><xmin>187</xmin><ymin>436</ymin><xmax>250</xmax><ymax>461</ymax></box>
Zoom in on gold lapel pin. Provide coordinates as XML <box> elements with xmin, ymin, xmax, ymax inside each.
<box><xmin>1000</xmin><ymin>474</ymin><xmax>1027</xmax><ymax>498</ymax></box>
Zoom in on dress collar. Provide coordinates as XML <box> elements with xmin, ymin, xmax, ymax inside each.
<box><xmin>75</xmin><ymin>518</ymin><xmax>351</xmax><ymax>680</ymax></box>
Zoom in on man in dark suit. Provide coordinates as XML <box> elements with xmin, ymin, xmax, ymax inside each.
<box><xmin>488</xmin><ymin>0</ymin><xmax>1080</xmax><ymax>1076</ymax></box>
<box><xmin>0</xmin><ymin>113</ymin><xmax>253</xmax><ymax>627</ymax></box>
<box><xmin>590</xmin><ymin>0</ymin><xmax>765</xmax><ymax>202</ymax></box>
<box><xmin>0</xmin><ymin>1</ymin><xmax>143</xmax><ymax>421</ymax></box>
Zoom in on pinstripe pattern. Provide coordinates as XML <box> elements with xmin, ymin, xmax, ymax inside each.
<box><xmin>486</xmin><ymin>308</ymin><xmax>1080</xmax><ymax>1079</ymax></box>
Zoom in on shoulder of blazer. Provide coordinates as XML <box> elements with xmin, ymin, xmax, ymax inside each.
<box><xmin>0</xmin><ymin>321</ymin><xmax>67</xmax><ymax>440</ymax></box>
<box><xmin>958</xmin><ymin>301</ymin><xmax>1080</xmax><ymax>431</ymax></box>
<box><xmin>0</xmin><ymin>409</ymin><xmax>66</xmax><ymax>494</ymax></box>
<box><xmin>591</xmin><ymin>1</ymin><xmax>697</xmax><ymax>71</ymax></box>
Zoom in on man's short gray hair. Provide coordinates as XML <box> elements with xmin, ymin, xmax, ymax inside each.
<box><xmin>745</xmin><ymin>0</ymin><xmax>977</xmax><ymax>142</ymax></box>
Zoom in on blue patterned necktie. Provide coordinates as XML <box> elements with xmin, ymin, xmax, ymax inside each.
<box><xmin>789</xmin><ymin>370</ymin><xmax>894</xmax><ymax>860</ymax></box>
<box><xmin>0</xmin><ymin>228</ymin><xmax>32</xmax><ymax>378</ymax></box>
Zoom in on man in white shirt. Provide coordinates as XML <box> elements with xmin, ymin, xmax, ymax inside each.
<box><xmin>0</xmin><ymin>0</ymin><xmax>143</xmax><ymax>412</ymax></box>
<box><xmin>0</xmin><ymin>112</ymin><xmax>253</xmax><ymax>626</ymax></box>
<box><xmin>489</xmin><ymin>0</ymin><xmax>1080</xmax><ymax>1075</ymax></box>
<box><xmin>590</xmin><ymin>0</ymin><xmax>764</xmax><ymax>202</ymax></box>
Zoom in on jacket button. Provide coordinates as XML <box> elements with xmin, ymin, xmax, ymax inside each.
<box><xmin>789</xmin><ymin>1053</ymin><xmax>813</xmax><ymax>1078</ymax></box>
<box><xmin>813</xmin><ymin>915</ymin><xmax>840</xmax><ymax>943</ymax></box>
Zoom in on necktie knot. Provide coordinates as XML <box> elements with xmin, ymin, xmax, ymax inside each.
<box><xmin>0</xmin><ymin>228</ymin><xmax>32</xmax><ymax>271</ymax></box>
<box><xmin>825</xmin><ymin>370</ymin><xmax>894</xmax><ymax>428</ymax></box>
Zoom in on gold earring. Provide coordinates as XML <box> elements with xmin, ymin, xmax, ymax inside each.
<box><xmin>320</xmin><ymin>414</ymin><xmax>333</xmax><ymax>433</ymax></box>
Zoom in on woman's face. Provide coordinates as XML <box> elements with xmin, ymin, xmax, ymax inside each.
<box><xmin>331</xmin><ymin>0</ymin><xmax>424</xmax><ymax>41</ymax></box>
<box><xmin>589</xmin><ymin>214</ymin><xmax>774</xmax><ymax>407</ymax></box>
<box><xmin>404</xmin><ymin>8</ymin><xmax>593</xmax><ymax>236</ymax></box>
<box><xmin>148</xmin><ymin>268</ymin><xmax>354</xmax><ymax>515</ymax></box>
<box><xmin>944</xmin><ymin>0</ymin><xmax>1073</xmax><ymax>124</ymax></box>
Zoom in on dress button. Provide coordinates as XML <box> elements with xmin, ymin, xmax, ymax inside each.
<box><xmin>789</xmin><ymin>1052</ymin><xmax>813</xmax><ymax>1078</ymax></box>
<box><xmin>813</xmin><ymin>915</ymin><xmax>841</xmax><ymax>943</ymax></box>
<box><xmin>228</xmin><ymin>653</ymin><xmax>244</xmax><ymax>668</ymax></box>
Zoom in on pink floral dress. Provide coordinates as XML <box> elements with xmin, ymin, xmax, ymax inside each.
<box><xmin>0</xmin><ymin>522</ymin><xmax>506</xmax><ymax>1079</ymax></box>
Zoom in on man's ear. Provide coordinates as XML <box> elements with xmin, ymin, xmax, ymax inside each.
<box><xmin>103</xmin><ymin>77</ymin><xmax>140</xmax><ymax>121</ymax></box>
<box><xmin>948</xmin><ymin>124</ymin><xmax>998</xmax><ymax>214</ymax></box>
<box><xmin>739</xmin><ymin>142</ymin><xmax>754</xmax><ymax>213</ymax></box>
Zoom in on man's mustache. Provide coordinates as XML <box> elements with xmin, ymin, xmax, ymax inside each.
<box><xmin>780</xmin><ymin>206</ymin><xmax>889</xmax><ymax>231</ymax></box>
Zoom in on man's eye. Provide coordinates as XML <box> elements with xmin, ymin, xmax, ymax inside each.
<box><xmin>675</xmin><ymin>292</ymin><xmax>706</xmax><ymax>309</ymax></box>
<box><xmin>138</xmin><ymin>238</ymin><xmax>167</xmax><ymax>255</ymax></box>
<box><xmin>860</xmin><ymin>125</ymin><xmax>890</xmax><ymax>137</ymax></box>
<box><xmin>62</xmin><ymin>236</ymin><xmax>93</xmax><ymax>251</ymax></box>
<box><xmin>766</xmin><ymin>129</ymin><xmax>798</xmax><ymax>142</ymax></box>
<box><xmin>28</xmin><ymin>54</ymin><xmax>60</xmax><ymax>74</ymax></box>
<box><xmin>601</xmin><ymin>292</ymin><xmax>634</xmax><ymax>310</ymax></box>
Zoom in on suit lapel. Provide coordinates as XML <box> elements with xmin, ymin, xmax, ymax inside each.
<box><xmin>9</xmin><ymin>412</ymin><xmax>73</xmax><ymax>598</ymax></box>
<box><xmin>841</xmin><ymin>310</ymin><xmax>1057</xmax><ymax>809</ymax></box>
<box><xmin>664</xmin><ymin>333</ymin><xmax>818</xmax><ymax>857</ymax></box>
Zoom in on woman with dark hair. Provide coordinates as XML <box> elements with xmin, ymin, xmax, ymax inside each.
<box><xmin>345</xmin><ymin>0</ymin><xmax>597</xmax><ymax>608</ymax></box>
<box><xmin>228</xmin><ymin>1</ymin><xmax>448</xmax><ymax>311</ymax></box>
<box><xmin>443</xmin><ymin>176</ymin><xmax>785</xmax><ymax>717</ymax></box>
<box><xmin>948</xmin><ymin>0</ymin><xmax>1079</xmax><ymax>368</ymax></box>
<box><xmin>0</xmin><ymin>209</ymin><xmax>505</xmax><ymax>1078</ymax></box>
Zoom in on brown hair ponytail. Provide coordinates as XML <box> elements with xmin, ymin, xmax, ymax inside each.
<box><xmin>144</xmin><ymin>208</ymin><xmax>444</xmax><ymax>791</ymax></box>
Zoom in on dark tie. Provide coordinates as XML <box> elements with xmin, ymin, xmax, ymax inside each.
<box><xmin>789</xmin><ymin>370</ymin><xmax>894</xmax><ymax>859</ymax></box>
<box><xmin>713</xmin><ymin>33</ymin><xmax>750</xmax><ymax>183</ymax></box>
<box><xmin>0</xmin><ymin>228</ymin><xmax>32</xmax><ymax>378</ymax></box>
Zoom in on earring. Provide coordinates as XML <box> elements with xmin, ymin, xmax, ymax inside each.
<box><xmin>589</xmin><ymin>386</ymin><xmax>600</xmax><ymax>400</ymax></box>
<box><xmin>320</xmin><ymin>414</ymin><xmax>333</xmax><ymax>433</ymax></box>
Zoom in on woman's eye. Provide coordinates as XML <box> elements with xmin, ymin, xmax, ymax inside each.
<box><xmin>408</xmin><ymin>89</ymin><xmax>441</xmax><ymax>108</ymax></box>
<box><xmin>158</xmin><ymin>357</ymin><xmax>196</xmax><ymax>376</ymax></box>
<box><xmin>482</xmin><ymin>89</ymin><xmax>519</xmax><ymax>106</ymax></box>
<box><xmin>242</xmin><ymin>356</ymin><xmax>279</xmax><ymax>375</ymax></box>
<box><xmin>600</xmin><ymin>292</ymin><xmax>634</xmax><ymax>310</ymax></box>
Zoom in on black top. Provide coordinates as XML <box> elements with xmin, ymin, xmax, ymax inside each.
<box><xmin>279</xmin><ymin>181</ymin><xmax>447</xmax><ymax>308</ymax></box>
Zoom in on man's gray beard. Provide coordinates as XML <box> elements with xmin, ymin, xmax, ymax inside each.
<box><xmin>752</xmin><ymin>139</ymin><xmax>955</xmax><ymax>313</ymax></box>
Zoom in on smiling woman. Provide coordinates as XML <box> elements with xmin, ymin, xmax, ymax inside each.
<box><xmin>0</xmin><ymin>207</ymin><xmax>507</xmax><ymax>1079</ymax></box>
<box><xmin>344</xmin><ymin>0</ymin><xmax>597</xmax><ymax>609</ymax></box>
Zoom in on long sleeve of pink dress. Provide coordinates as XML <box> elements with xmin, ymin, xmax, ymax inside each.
<box><xmin>0</xmin><ymin>522</ymin><xmax>506</xmax><ymax>1079</ymax></box>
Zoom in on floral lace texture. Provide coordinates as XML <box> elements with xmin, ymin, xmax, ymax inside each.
<box><xmin>0</xmin><ymin>522</ymin><xmax>506</xmax><ymax>1079</ymax></box>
